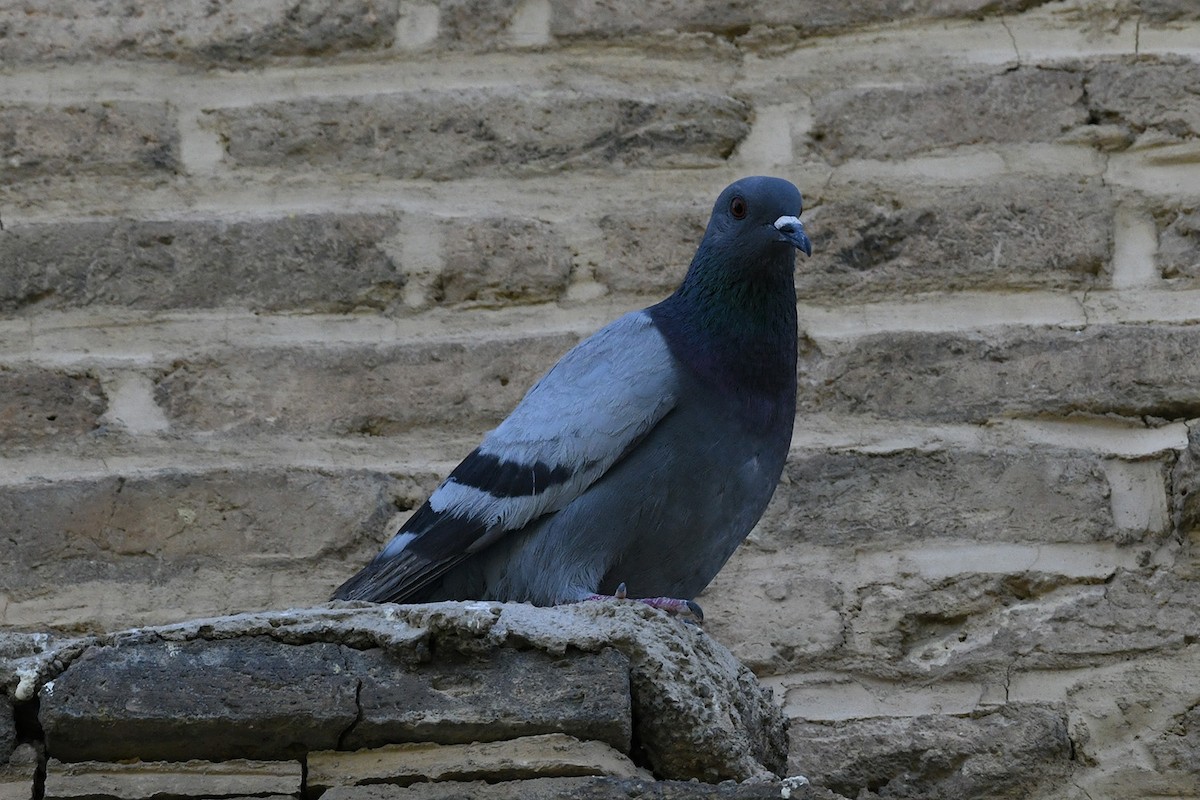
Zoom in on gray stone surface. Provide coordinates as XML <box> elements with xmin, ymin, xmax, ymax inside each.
<box><xmin>19</xmin><ymin>603</ymin><xmax>786</xmax><ymax>781</ymax></box>
<box><xmin>152</xmin><ymin>333</ymin><xmax>579</xmax><ymax>436</ymax></box>
<box><xmin>1155</xmin><ymin>204</ymin><xmax>1200</xmax><ymax>283</ymax></box>
<box><xmin>759</xmin><ymin>448</ymin><xmax>1131</xmax><ymax>548</ymax></box>
<box><xmin>345</xmin><ymin>647</ymin><xmax>632</xmax><ymax>752</ymax></box>
<box><xmin>0</xmin><ymin>696</ymin><xmax>12</xmax><ymax>764</ymax></box>
<box><xmin>811</xmin><ymin>68</ymin><xmax>1086</xmax><ymax>163</ymax></box>
<box><xmin>0</xmin><ymin>369</ymin><xmax>105</xmax><ymax>447</ymax></box>
<box><xmin>800</xmin><ymin>178</ymin><xmax>1113</xmax><ymax>300</ymax></box>
<box><xmin>790</xmin><ymin>704</ymin><xmax>1072</xmax><ymax>800</ymax></box>
<box><xmin>0</xmin><ymin>744</ymin><xmax>40</xmax><ymax>798</ymax></box>
<box><xmin>800</xmin><ymin>326</ymin><xmax>1200</xmax><ymax>423</ymax></box>
<box><xmin>0</xmin><ymin>102</ymin><xmax>178</xmax><ymax>181</ymax></box>
<box><xmin>211</xmin><ymin>90</ymin><xmax>751</xmax><ymax>178</ymax></box>
<box><xmin>39</xmin><ymin>638</ymin><xmax>360</xmax><ymax>761</ymax></box>
<box><xmin>0</xmin><ymin>1</ymin><xmax>397</xmax><ymax>66</ymax></box>
<box><xmin>0</xmin><ymin>467</ymin><xmax>409</xmax><ymax>594</ymax></box>
<box><xmin>323</xmin><ymin>775</ymin><xmax>847</xmax><ymax>799</ymax></box>
<box><xmin>1085</xmin><ymin>56</ymin><xmax>1200</xmax><ymax>142</ymax></box>
<box><xmin>438</xmin><ymin>217</ymin><xmax>574</xmax><ymax>306</ymax></box>
<box><xmin>0</xmin><ymin>214</ymin><xmax>405</xmax><ymax>314</ymax></box>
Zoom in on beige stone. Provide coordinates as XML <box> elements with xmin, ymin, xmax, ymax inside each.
<box><xmin>43</xmin><ymin>758</ymin><xmax>301</xmax><ymax>800</ymax></box>
<box><xmin>308</xmin><ymin>734</ymin><xmax>651</xmax><ymax>792</ymax></box>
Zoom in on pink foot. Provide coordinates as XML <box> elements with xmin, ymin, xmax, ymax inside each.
<box><xmin>585</xmin><ymin>582</ymin><xmax>704</xmax><ymax>624</ymax></box>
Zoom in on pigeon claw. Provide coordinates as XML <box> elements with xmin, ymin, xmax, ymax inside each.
<box><xmin>581</xmin><ymin>588</ymin><xmax>704</xmax><ymax>624</ymax></box>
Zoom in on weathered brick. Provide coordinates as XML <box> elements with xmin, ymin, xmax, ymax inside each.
<box><xmin>321</xmin><ymin>776</ymin><xmax>844</xmax><ymax>799</ymax></box>
<box><xmin>153</xmin><ymin>334</ymin><xmax>580</xmax><ymax>436</ymax></box>
<box><xmin>0</xmin><ymin>368</ymin><xmax>105</xmax><ymax>446</ymax></box>
<box><xmin>595</xmin><ymin>204</ymin><xmax>704</xmax><ymax>295</ymax></box>
<box><xmin>0</xmin><ymin>0</ymin><xmax>397</xmax><ymax>66</ymax></box>
<box><xmin>0</xmin><ymin>467</ymin><xmax>415</xmax><ymax>595</ymax></box>
<box><xmin>547</xmin><ymin>0</ymin><xmax>1044</xmax><ymax>40</ymax></box>
<box><xmin>801</xmin><ymin>177</ymin><xmax>1113</xmax><ymax>300</ymax></box>
<box><xmin>791</xmin><ymin>704</ymin><xmax>1072</xmax><ymax>800</ymax></box>
<box><xmin>1137</xmin><ymin>0</ymin><xmax>1200</xmax><ymax>20</ymax></box>
<box><xmin>44</xmin><ymin>758</ymin><xmax>302</xmax><ymax>800</ymax></box>
<box><xmin>801</xmin><ymin>325</ymin><xmax>1200</xmax><ymax>423</ymax></box>
<box><xmin>1086</xmin><ymin>56</ymin><xmax>1200</xmax><ymax>142</ymax></box>
<box><xmin>0</xmin><ymin>214</ymin><xmax>404</xmax><ymax>314</ymax></box>
<box><xmin>810</xmin><ymin>68</ymin><xmax>1086</xmax><ymax>163</ymax></box>
<box><xmin>758</xmin><ymin>448</ymin><xmax>1135</xmax><ymax>550</ymax></box>
<box><xmin>438</xmin><ymin>217</ymin><xmax>574</xmax><ymax>305</ymax></box>
<box><xmin>0</xmin><ymin>102</ymin><xmax>178</xmax><ymax>181</ymax></box>
<box><xmin>211</xmin><ymin>90</ymin><xmax>750</xmax><ymax>179</ymax></box>
<box><xmin>40</xmin><ymin>638</ymin><xmax>359</xmax><ymax>761</ymax></box>
<box><xmin>1154</xmin><ymin>204</ymin><xmax>1200</xmax><ymax>284</ymax></box>
<box><xmin>344</xmin><ymin>647</ymin><xmax>632</xmax><ymax>752</ymax></box>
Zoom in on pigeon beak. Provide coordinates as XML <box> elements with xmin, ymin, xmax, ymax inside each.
<box><xmin>773</xmin><ymin>215</ymin><xmax>812</xmax><ymax>257</ymax></box>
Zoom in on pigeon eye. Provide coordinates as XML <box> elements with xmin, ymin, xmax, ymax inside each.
<box><xmin>730</xmin><ymin>196</ymin><xmax>747</xmax><ymax>220</ymax></box>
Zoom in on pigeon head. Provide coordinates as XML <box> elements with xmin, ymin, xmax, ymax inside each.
<box><xmin>700</xmin><ymin>176</ymin><xmax>812</xmax><ymax>262</ymax></box>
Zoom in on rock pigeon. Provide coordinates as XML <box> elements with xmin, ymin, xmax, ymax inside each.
<box><xmin>333</xmin><ymin>176</ymin><xmax>812</xmax><ymax>620</ymax></box>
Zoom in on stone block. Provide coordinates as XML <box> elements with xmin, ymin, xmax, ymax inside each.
<box><xmin>211</xmin><ymin>90</ymin><xmax>750</xmax><ymax>179</ymax></box>
<box><xmin>1154</xmin><ymin>204</ymin><xmax>1200</xmax><ymax>284</ymax></box>
<box><xmin>790</xmin><ymin>704</ymin><xmax>1072</xmax><ymax>800</ymax></box>
<box><xmin>0</xmin><ymin>102</ymin><xmax>178</xmax><ymax>181</ymax></box>
<box><xmin>308</xmin><ymin>734</ymin><xmax>647</xmax><ymax>793</ymax></box>
<box><xmin>1137</xmin><ymin>0</ymin><xmax>1200</xmax><ymax>20</ymax></box>
<box><xmin>0</xmin><ymin>1</ymin><xmax>397</xmax><ymax>66</ymax></box>
<box><xmin>345</xmin><ymin>647</ymin><xmax>632</xmax><ymax>752</ymax></box>
<box><xmin>1085</xmin><ymin>56</ymin><xmax>1200</xmax><ymax>142</ymax></box>
<box><xmin>758</xmin><ymin>448</ymin><xmax>1134</xmax><ymax>550</ymax></box>
<box><xmin>0</xmin><ymin>368</ymin><xmax>105</xmax><ymax>447</ymax></box>
<box><xmin>0</xmin><ymin>467</ymin><xmax>410</xmax><ymax>596</ymax></box>
<box><xmin>801</xmin><ymin>325</ymin><xmax>1200</xmax><ymax>423</ymax></box>
<box><xmin>0</xmin><ymin>697</ymin><xmax>12</xmax><ymax>764</ymax></box>
<box><xmin>153</xmin><ymin>333</ymin><xmax>580</xmax><ymax>436</ymax></box>
<box><xmin>0</xmin><ymin>214</ymin><xmax>405</xmax><ymax>314</ymax></box>
<box><xmin>801</xmin><ymin>177</ymin><xmax>1113</xmax><ymax>301</ymax></box>
<box><xmin>546</xmin><ymin>0</ymin><xmax>1038</xmax><ymax>41</ymax></box>
<box><xmin>438</xmin><ymin>217</ymin><xmax>574</xmax><ymax>305</ymax></box>
<box><xmin>0</xmin><ymin>745</ymin><xmax>39</xmax><ymax>800</ymax></box>
<box><xmin>323</xmin><ymin>776</ymin><xmax>845</xmax><ymax>799</ymax></box>
<box><xmin>595</xmin><ymin>205</ymin><xmax>704</xmax><ymax>295</ymax></box>
<box><xmin>39</xmin><ymin>638</ymin><xmax>359</xmax><ymax>761</ymax></box>
<box><xmin>811</xmin><ymin>68</ymin><xmax>1086</xmax><ymax>163</ymax></box>
<box><xmin>43</xmin><ymin>758</ymin><xmax>302</xmax><ymax>800</ymax></box>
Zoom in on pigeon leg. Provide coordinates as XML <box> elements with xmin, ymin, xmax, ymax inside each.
<box><xmin>584</xmin><ymin>583</ymin><xmax>704</xmax><ymax>624</ymax></box>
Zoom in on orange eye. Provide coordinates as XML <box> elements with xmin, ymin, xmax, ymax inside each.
<box><xmin>730</xmin><ymin>196</ymin><xmax>747</xmax><ymax>219</ymax></box>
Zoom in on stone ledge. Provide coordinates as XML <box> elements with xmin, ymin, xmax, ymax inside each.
<box><xmin>3</xmin><ymin>602</ymin><xmax>788</xmax><ymax>785</ymax></box>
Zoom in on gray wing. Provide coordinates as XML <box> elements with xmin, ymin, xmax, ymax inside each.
<box><xmin>331</xmin><ymin>310</ymin><xmax>681</xmax><ymax>603</ymax></box>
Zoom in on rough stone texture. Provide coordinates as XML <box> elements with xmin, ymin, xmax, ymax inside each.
<box><xmin>0</xmin><ymin>369</ymin><xmax>105</xmax><ymax>447</ymax></box>
<box><xmin>0</xmin><ymin>1</ymin><xmax>397</xmax><ymax>66</ymax></box>
<box><xmin>40</xmin><ymin>637</ymin><xmax>359</xmax><ymax>761</ymax></box>
<box><xmin>0</xmin><ymin>214</ymin><xmax>405</xmax><ymax>314</ymax></box>
<box><xmin>308</xmin><ymin>734</ymin><xmax>649</xmax><ymax>792</ymax></box>
<box><xmin>211</xmin><ymin>90</ymin><xmax>751</xmax><ymax>179</ymax></box>
<box><xmin>0</xmin><ymin>745</ymin><xmax>40</xmax><ymax>799</ymax></box>
<box><xmin>1136</xmin><ymin>0</ymin><xmax>1200</xmax><ymax>20</ymax></box>
<box><xmin>0</xmin><ymin>696</ymin><xmax>12</xmax><ymax>764</ymax></box>
<box><xmin>323</xmin><ymin>776</ymin><xmax>846</xmax><ymax>799</ymax></box>
<box><xmin>1085</xmin><ymin>56</ymin><xmax>1200</xmax><ymax>142</ymax></box>
<box><xmin>345</xmin><ymin>647</ymin><xmax>632</xmax><ymax>752</ymax></box>
<box><xmin>0</xmin><ymin>467</ymin><xmax>409</xmax><ymax>593</ymax></box>
<box><xmin>0</xmin><ymin>102</ymin><xmax>178</xmax><ymax>181</ymax></box>
<box><xmin>43</xmin><ymin>758</ymin><xmax>303</xmax><ymax>800</ymax></box>
<box><xmin>438</xmin><ymin>217</ymin><xmax>574</xmax><ymax>306</ymax></box>
<box><xmin>16</xmin><ymin>604</ymin><xmax>786</xmax><ymax>781</ymax></box>
<box><xmin>790</xmin><ymin>705</ymin><xmax>1072</xmax><ymax>800</ymax></box>
<box><xmin>153</xmin><ymin>334</ymin><xmax>579</xmax><ymax>436</ymax></box>
<box><xmin>1155</xmin><ymin>203</ymin><xmax>1200</xmax><ymax>283</ymax></box>
<box><xmin>546</xmin><ymin>0</ymin><xmax>1045</xmax><ymax>40</ymax></box>
<box><xmin>801</xmin><ymin>178</ymin><xmax>1114</xmax><ymax>300</ymax></box>
<box><xmin>801</xmin><ymin>326</ymin><xmax>1200</xmax><ymax>423</ymax></box>
<box><xmin>811</xmin><ymin>68</ymin><xmax>1086</xmax><ymax>163</ymax></box>
<box><xmin>758</xmin><ymin>448</ymin><xmax>1132</xmax><ymax>548</ymax></box>
<box><xmin>595</xmin><ymin>204</ymin><xmax>705</xmax><ymax>295</ymax></box>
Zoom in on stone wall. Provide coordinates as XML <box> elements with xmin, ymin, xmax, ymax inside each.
<box><xmin>1</xmin><ymin>1</ymin><xmax>1199</xmax><ymax>798</ymax></box>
